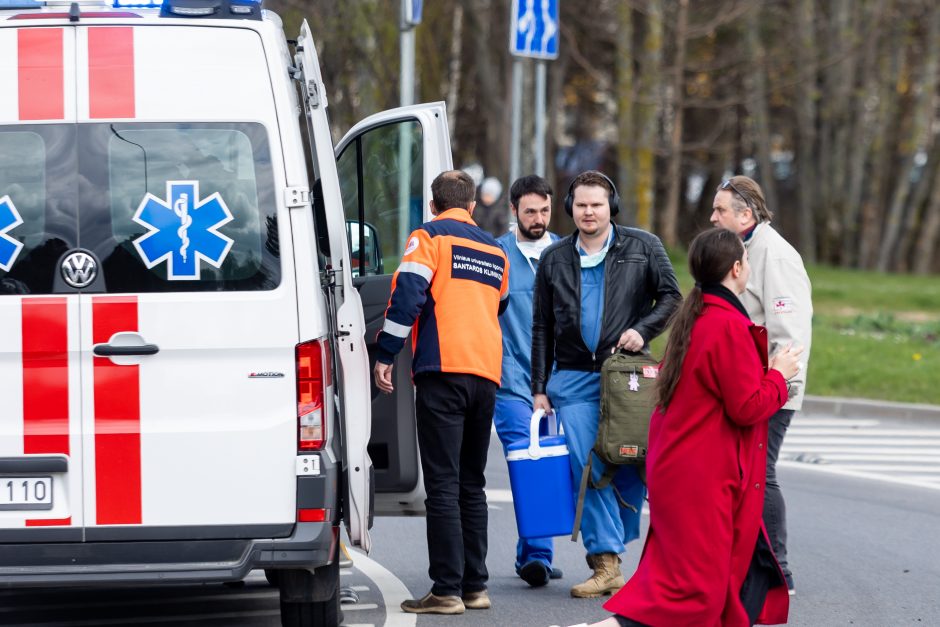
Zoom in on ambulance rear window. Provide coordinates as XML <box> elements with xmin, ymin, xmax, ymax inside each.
<box><xmin>83</xmin><ymin>122</ymin><xmax>280</xmax><ymax>292</ymax></box>
<box><xmin>0</xmin><ymin>126</ymin><xmax>77</xmax><ymax>295</ymax></box>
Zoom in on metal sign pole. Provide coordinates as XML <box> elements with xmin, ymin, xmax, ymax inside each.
<box><xmin>510</xmin><ymin>0</ymin><xmax>558</xmax><ymax>181</ymax></box>
<box><xmin>534</xmin><ymin>60</ymin><xmax>547</xmax><ymax>177</ymax></box>
<box><xmin>510</xmin><ymin>59</ymin><xmax>523</xmax><ymax>186</ymax></box>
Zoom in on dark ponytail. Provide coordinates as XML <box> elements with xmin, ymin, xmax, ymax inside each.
<box><xmin>656</xmin><ymin>228</ymin><xmax>745</xmax><ymax>408</ymax></box>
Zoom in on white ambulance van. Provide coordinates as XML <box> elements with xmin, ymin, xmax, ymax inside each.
<box><xmin>0</xmin><ymin>0</ymin><xmax>449</xmax><ymax>623</ymax></box>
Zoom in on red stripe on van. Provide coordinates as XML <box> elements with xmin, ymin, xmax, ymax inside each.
<box><xmin>92</xmin><ymin>296</ymin><xmax>142</xmax><ymax>525</ymax></box>
<box><xmin>17</xmin><ymin>29</ymin><xmax>64</xmax><ymax>121</ymax></box>
<box><xmin>22</xmin><ymin>298</ymin><xmax>70</xmax><ymax>455</ymax></box>
<box><xmin>22</xmin><ymin>298</ymin><xmax>71</xmax><ymax>528</ymax></box>
<box><xmin>88</xmin><ymin>27</ymin><xmax>135</xmax><ymax>119</ymax></box>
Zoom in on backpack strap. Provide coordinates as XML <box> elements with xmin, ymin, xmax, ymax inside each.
<box><xmin>570</xmin><ymin>455</ymin><xmax>592</xmax><ymax>542</ymax></box>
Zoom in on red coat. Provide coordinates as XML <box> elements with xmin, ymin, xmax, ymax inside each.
<box><xmin>604</xmin><ymin>294</ymin><xmax>790</xmax><ymax>626</ymax></box>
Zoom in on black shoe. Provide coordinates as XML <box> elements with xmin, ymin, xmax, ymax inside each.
<box><xmin>550</xmin><ymin>567</ymin><xmax>563</xmax><ymax>580</ymax></box>
<box><xmin>519</xmin><ymin>560</ymin><xmax>551</xmax><ymax>587</ymax></box>
<box><xmin>785</xmin><ymin>573</ymin><xmax>795</xmax><ymax>596</ymax></box>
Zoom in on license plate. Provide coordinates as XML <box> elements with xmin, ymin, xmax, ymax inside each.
<box><xmin>0</xmin><ymin>476</ymin><xmax>53</xmax><ymax>511</ymax></box>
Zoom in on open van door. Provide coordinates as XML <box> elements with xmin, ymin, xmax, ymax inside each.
<box><xmin>295</xmin><ymin>21</ymin><xmax>374</xmax><ymax>551</ymax></box>
<box><xmin>335</xmin><ymin>102</ymin><xmax>453</xmax><ymax>515</ymax></box>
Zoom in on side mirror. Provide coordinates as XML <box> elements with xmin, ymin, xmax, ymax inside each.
<box><xmin>345</xmin><ymin>220</ymin><xmax>383</xmax><ymax>277</ymax></box>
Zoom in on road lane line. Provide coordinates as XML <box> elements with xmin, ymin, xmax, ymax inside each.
<box><xmin>0</xmin><ymin>590</ymin><xmax>278</xmax><ymax>614</ymax></box>
<box><xmin>779</xmin><ymin>460</ymin><xmax>940</xmax><ymax>492</ymax></box>
<box><xmin>18</xmin><ymin>609</ymin><xmax>281</xmax><ymax>626</ymax></box>
<box><xmin>788</xmin><ymin>429</ymin><xmax>940</xmax><ymax>436</ymax></box>
<box><xmin>343</xmin><ymin>603</ymin><xmax>379</xmax><ymax>610</ymax></box>
<box><xmin>785</xmin><ymin>438</ymin><xmax>940</xmax><ymax>445</ymax></box>
<box><xmin>350</xmin><ymin>549</ymin><xmax>416</xmax><ymax>627</ymax></box>
<box><xmin>785</xmin><ymin>454</ymin><xmax>940</xmax><ymax>462</ymax></box>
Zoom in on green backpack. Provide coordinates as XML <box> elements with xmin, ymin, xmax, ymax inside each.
<box><xmin>572</xmin><ymin>350</ymin><xmax>660</xmax><ymax>541</ymax></box>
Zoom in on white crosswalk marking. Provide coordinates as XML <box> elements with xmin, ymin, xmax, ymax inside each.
<box><xmin>780</xmin><ymin>415</ymin><xmax>940</xmax><ymax>491</ymax></box>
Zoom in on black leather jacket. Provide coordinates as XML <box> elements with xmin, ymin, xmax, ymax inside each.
<box><xmin>531</xmin><ymin>225</ymin><xmax>682</xmax><ymax>395</ymax></box>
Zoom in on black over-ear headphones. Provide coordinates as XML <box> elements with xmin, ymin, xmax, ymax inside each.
<box><xmin>564</xmin><ymin>172</ymin><xmax>620</xmax><ymax>217</ymax></box>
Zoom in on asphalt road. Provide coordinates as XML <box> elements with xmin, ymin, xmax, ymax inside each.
<box><xmin>2</xmin><ymin>411</ymin><xmax>938</xmax><ymax>627</ymax></box>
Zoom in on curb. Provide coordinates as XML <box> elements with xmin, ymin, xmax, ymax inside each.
<box><xmin>802</xmin><ymin>395</ymin><xmax>940</xmax><ymax>421</ymax></box>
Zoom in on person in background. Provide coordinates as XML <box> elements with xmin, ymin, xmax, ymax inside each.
<box><xmin>531</xmin><ymin>170</ymin><xmax>681</xmax><ymax>598</ymax></box>
<box><xmin>569</xmin><ymin>227</ymin><xmax>800</xmax><ymax>627</ymax></box>
<box><xmin>474</xmin><ymin>176</ymin><xmax>508</xmax><ymax>237</ymax></box>
<box><xmin>374</xmin><ymin>170</ymin><xmax>509</xmax><ymax>615</ymax></box>
<box><xmin>494</xmin><ymin>174</ymin><xmax>563</xmax><ymax>587</ymax></box>
<box><xmin>711</xmin><ymin>175</ymin><xmax>812</xmax><ymax>595</ymax></box>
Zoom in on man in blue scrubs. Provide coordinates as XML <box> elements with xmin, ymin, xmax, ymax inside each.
<box><xmin>531</xmin><ymin>171</ymin><xmax>681</xmax><ymax>598</ymax></box>
<box><xmin>494</xmin><ymin>175</ymin><xmax>562</xmax><ymax>587</ymax></box>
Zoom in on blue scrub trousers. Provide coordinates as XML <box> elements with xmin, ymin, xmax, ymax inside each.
<box><xmin>493</xmin><ymin>397</ymin><xmax>554</xmax><ymax>571</ymax></box>
<box><xmin>547</xmin><ymin>371</ymin><xmax>645</xmax><ymax>556</ymax></box>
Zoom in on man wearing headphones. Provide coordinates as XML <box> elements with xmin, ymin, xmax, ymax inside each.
<box><xmin>531</xmin><ymin>170</ymin><xmax>681</xmax><ymax>598</ymax></box>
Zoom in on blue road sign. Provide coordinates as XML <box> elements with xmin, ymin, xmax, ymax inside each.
<box><xmin>510</xmin><ymin>0</ymin><xmax>559</xmax><ymax>60</ymax></box>
<box><xmin>403</xmin><ymin>0</ymin><xmax>423</xmax><ymax>27</ymax></box>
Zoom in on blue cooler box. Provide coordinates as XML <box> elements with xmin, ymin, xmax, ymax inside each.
<box><xmin>505</xmin><ymin>410</ymin><xmax>575</xmax><ymax>539</ymax></box>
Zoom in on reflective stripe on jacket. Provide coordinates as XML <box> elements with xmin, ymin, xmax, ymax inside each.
<box><xmin>376</xmin><ymin>208</ymin><xmax>510</xmax><ymax>384</ymax></box>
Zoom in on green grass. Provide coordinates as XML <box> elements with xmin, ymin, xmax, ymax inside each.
<box><xmin>657</xmin><ymin>252</ymin><xmax>940</xmax><ymax>405</ymax></box>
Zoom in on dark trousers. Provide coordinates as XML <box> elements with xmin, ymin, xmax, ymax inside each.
<box><xmin>763</xmin><ymin>408</ymin><xmax>794</xmax><ymax>582</ymax></box>
<box><xmin>414</xmin><ymin>372</ymin><xmax>496</xmax><ymax>597</ymax></box>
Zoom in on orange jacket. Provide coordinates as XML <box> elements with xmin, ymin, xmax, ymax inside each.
<box><xmin>376</xmin><ymin>208</ymin><xmax>510</xmax><ymax>384</ymax></box>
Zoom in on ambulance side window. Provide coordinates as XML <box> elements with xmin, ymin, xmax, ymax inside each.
<box><xmin>336</xmin><ymin>121</ymin><xmax>423</xmax><ymax>277</ymax></box>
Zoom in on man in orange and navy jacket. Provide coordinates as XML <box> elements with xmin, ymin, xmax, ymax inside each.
<box><xmin>373</xmin><ymin>170</ymin><xmax>509</xmax><ymax>615</ymax></box>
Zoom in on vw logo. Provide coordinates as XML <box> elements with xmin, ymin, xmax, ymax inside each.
<box><xmin>61</xmin><ymin>251</ymin><xmax>98</xmax><ymax>289</ymax></box>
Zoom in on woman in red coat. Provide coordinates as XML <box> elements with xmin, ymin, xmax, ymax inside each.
<box><xmin>567</xmin><ymin>228</ymin><xmax>802</xmax><ymax>627</ymax></box>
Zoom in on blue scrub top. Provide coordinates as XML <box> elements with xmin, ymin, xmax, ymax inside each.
<box><xmin>496</xmin><ymin>231</ymin><xmax>560</xmax><ymax>403</ymax></box>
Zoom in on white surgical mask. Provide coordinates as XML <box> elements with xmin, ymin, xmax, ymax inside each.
<box><xmin>515</xmin><ymin>232</ymin><xmax>553</xmax><ymax>273</ymax></box>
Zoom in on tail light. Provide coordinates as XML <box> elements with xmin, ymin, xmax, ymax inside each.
<box><xmin>296</xmin><ymin>338</ymin><xmax>331</xmax><ymax>451</ymax></box>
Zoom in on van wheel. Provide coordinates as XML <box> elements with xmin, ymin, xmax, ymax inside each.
<box><xmin>278</xmin><ymin>555</ymin><xmax>340</xmax><ymax>627</ymax></box>
<box><xmin>279</xmin><ymin>588</ymin><xmax>339</xmax><ymax>627</ymax></box>
<box><xmin>264</xmin><ymin>569</ymin><xmax>280</xmax><ymax>587</ymax></box>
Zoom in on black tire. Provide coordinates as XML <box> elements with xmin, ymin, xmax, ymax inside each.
<box><xmin>264</xmin><ymin>569</ymin><xmax>280</xmax><ymax>587</ymax></box>
<box><xmin>278</xmin><ymin>550</ymin><xmax>340</xmax><ymax>627</ymax></box>
<box><xmin>279</xmin><ymin>585</ymin><xmax>339</xmax><ymax>627</ymax></box>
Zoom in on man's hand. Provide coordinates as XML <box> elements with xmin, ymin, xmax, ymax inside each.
<box><xmin>533</xmin><ymin>393</ymin><xmax>553</xmax><ymax>414</ymax></box>
<box><xmin>614</xmin><ymin>328</ymin><xmax>645</xmax><ymax>353</ymax></box>
<box><xmin>374</xmin><ymin>362</ymin><xmax>394</xmax><ymax>394</ymax></box>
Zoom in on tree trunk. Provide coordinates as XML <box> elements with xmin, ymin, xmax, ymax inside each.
<box><xmin>877</xmin><ymin>3</ymin><xmax>940</xmax><ymax>272</ymax></box>
<box><xmin>895</xmin><ymin>2</ymin><xmax>940</xmax><ymax>272</ymax></box>
<box><xmin>445</xmin><ymin>3</ymin><xmax>465</xmax><ymax>141</ymax></box>
<box><xmin>825</xmin><ymin>0</ymin><xmax>859</xmax><ymax>264</ymax></box>
<box><xmin>744</xmin><ymin>4</ymin><xmax>779</xmax><ymax>217</ymax></box>
<box><xmin>793</xmin><ymin>0</ymin><xmax>818</xmax><ymax>261</ymax></box>
<box><xmin>914</xmin><ymin>164</ymin><xmax>940</xmax><ymax>274</ymax></box>
<box><xmin>843</xmin><ymin>0</ymin><xmax>890</xmax><ymax>268</ymax></box>
<box><xmin>661</xmin><ymin>0</ymin><xmax>689</xmax><ymax>248</ymax></box>
<box><xmin>860</xmin><ymin>34</ymin><xmax>904</xmax><ymax>269</ymax></box>
<box><xmin>634</xmin><ymin>0</ymin><xmax>663</xmax><ymax>232</ymax></box>
<box><xmin>615</xmin><ymin>1</ymin><xmax>636</xmax><ymax>225</ymax></box>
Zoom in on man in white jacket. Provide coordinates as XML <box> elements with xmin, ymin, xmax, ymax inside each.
<box><xmin>711</xmin><ymin>175</ymin><xmax>812</xmax><ymax>595</ymax></box>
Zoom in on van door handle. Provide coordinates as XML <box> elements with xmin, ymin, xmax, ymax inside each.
<box><xmin>93</xmin><ymin>343</ymin><xmax>159</xmax><ymax>356</ymax></box>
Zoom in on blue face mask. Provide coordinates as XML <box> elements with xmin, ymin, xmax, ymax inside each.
<box><xmin>577</xmin><ymin>229</ymin><xmax>613</xmax><ymax>268</ymax></box>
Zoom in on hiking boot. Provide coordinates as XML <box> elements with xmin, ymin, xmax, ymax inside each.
<box><xmin>518</xmin><ymin>560</ymin><xmax>551</xmax><ymax>587</ymax></box>
<box><xmin>570</xmin><ymin>553</ymin><xmax>625</xmax><ymax>598</ymax></box>
<box><xmin>400</xmin><ymin>591</ymin><xmax>465</xmax><ymax>614</ymax></box>
<box><xmin>462</xmin><ymin>589</ymin><xmax>491</xmax><ymax>610</ymax></box>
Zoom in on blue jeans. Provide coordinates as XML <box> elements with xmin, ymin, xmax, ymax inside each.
<box><xmin>493</xmin><ymin>397</ymin><xmax>554</xmax><ymax>571</ymax></box>
<box><xmin>764</xmin><ymin>408</ymin><xmax>794</xmax><ymax>581</ymax></box>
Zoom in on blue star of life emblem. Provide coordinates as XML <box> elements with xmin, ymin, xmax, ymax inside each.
<box><xmin>132</xmin><ymin>181</ymin><xmax>234</xmax><ymax>280</ymax></box>
<box><xmin>0</xmin><ymin>195</ymin><xmax>25</xmax><ymax>272</ymax></box>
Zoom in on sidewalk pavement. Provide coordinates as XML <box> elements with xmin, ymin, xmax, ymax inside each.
<box><xmin>802</xmin><ymin>395</ymin><xmax>940</xmax><ymax>421</ymax></box>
